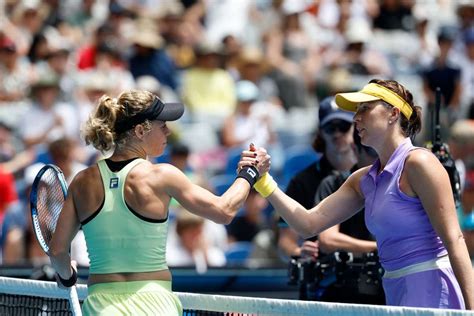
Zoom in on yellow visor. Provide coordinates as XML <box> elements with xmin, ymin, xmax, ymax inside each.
<box><xmin>335</xmin><ymin>83</ymin><xmax>412</xmax><ymax>119</ymax></box>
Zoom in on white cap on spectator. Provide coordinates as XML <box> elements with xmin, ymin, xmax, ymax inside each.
<box><xmin>282</xmin><ymin>0</ymin><xmax>310</xmax><ymax>15</ymax></box>
<box><xmin>21</xmin><ymin>0</ymin><xmax>41</xmax><ymax>10</ymax></box>
<box><xmin>345</xmin><ymin>19</ymin><xmax>372</xmax><ymax>44</ymax></box>
<box><xmin>236</xmin><ymin>80</ymin><xmax>259</xmax><ymax>102</ymax></box>
<box><xmin>136</xmin><ymin>75</ymin><xmax>162</xmax><ymax>95</ymax></box>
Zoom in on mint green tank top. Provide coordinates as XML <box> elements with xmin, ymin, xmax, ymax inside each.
<box><xmin>82</xmin><ymin>159</ymin><xmax>169</xmax><ymax>274</ymax></box>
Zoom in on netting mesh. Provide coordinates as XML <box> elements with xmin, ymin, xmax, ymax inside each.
<box><xmin>0</xmin><ymin>294</ymin><xmax>72</xmax><ymax>316</ymax></box>
<box><xmin>0</xmin><ymin>277</ymin><xmax>472</xmax><ymax>316</ymax></box>
<box><xmin>31</xmin><ymin>167</ymin><xmax>66</xmax><ymax>252</ymax></box>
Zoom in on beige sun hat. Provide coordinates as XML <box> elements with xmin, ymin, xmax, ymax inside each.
<box><xmin>450</xmin><ymin>120</ymin><xmax>474</xmax><ymax>144</ymax></box>
<box><xmin>132</xmin><ymin>30</ymin><xmax>164</xmax><ymax>49</ymax></box>
<box><xmin>81</xmin><ymin>71</ymin><xmax>112</xmax><ymax>92</ymax></box>
<box><xmin>236</xmin><ymin>46</ymin><xmax>270</xmax><ymax>73</ymax></box>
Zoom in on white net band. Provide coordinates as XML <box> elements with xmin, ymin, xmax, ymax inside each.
<box><xmin>0</xmin><ymin>277</ymin><xmax>472</xmax><ymax>316</ymax></box>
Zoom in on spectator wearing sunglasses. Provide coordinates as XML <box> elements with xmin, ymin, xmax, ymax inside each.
<box><xmin>277</xmin><ymin>96</ymin><xmax>357</xmax><ymax>261</ymax></box>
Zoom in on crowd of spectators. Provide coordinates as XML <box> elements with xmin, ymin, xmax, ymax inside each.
<box><xmin>0</xmin><ymin>0</ymin><xmax>474</xmax><ymax>272</ymax></box>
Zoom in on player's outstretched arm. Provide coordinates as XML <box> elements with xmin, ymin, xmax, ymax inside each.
<box><xmin>263</xmin><ymin>167</ymin><xmax>367</xmax><ymax>239</ymax></box>
<box><xmin>162</xmin><ymin>147</ymin><xmax>270</xmax><ymax>224</ymax></box>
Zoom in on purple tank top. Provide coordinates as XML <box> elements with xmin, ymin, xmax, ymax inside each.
<box><xmin>361</xmin><ymin>138</ymin><xmax>447</xmax><ymax>271</ymax></box>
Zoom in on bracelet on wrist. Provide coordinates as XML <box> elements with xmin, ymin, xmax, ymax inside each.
<box><xmin>57</xmin><ymin>266</ymin><xmax>77</xmax><ymax>288</ymax></box>
<box><xmin>254</xmin><ymin>172</ymin><xmax>277</xmax><ymax>198</ymax></box>
<box><xmin>236</xmin><ymin>166</ymin><xmax>259</xmax><ymax>187</ymax></box>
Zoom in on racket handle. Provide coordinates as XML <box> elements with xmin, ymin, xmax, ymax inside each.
<box><xmin>68</xmin><ymin>285</ymin><xmax>82</xmax><ymax>316</ymax></box>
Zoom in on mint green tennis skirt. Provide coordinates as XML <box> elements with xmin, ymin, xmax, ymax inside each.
<box><xmin>82</xmin><ymin>280</ymin><xmax>183</xmax><ymax>316</ymax></box>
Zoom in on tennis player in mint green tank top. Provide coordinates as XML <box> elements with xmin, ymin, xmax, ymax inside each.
<box><xmin>254</xmin><ymin>79</ymin><xmax>474</xmax><ymax>310</ymax></box>
<box><xmin>48</xmin><ymin>90</ymin><xmax>271</xmax><ymax>315</ymax></box>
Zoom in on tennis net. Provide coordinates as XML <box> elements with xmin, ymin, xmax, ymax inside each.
<box><xmin>0</xmin><ymin>276</ymin><xmax>471</xmax><ymax>316</ymax></box>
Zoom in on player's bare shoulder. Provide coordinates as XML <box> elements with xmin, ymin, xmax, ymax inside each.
<box><xmin>345</xmin><ymin>166</ymin><xmax>372</xmax><ymax>196</ymax></box>
<box><xmin>349</xmin><ymin>166</ymin><xmax>372</xmax><ymax>183</ymax></box>
<box><xmin>68</xmin><ymin>165</ymin><xmax>101</xmax><ymax>196</ymax></box>
<box><xmin>69</xmin><ymin>165</ymin><xmax>100</xmax><ymax>190</ymax></box>
<box><xmin>129</xmin><ymin>160</ymin><xmax>183</xmax><ymax>187</ymax></box>
<box><xmin>403</xmin><ymin>148</ymin><xmax>441</xmax><ymax>181</ymax></box>
<box><xmin>405</xmin><ymin>148</ymin><xmax>437</xmax><ymax>169</ymax></box>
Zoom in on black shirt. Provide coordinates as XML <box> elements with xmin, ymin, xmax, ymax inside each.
<box><xmin>278</xmin><ymin>155</ymin><xmax>335</xmax><ymax>229</ymax></box>
<box><xmin>314</xmin><ymin>170</ymin><xmax>374</xmax><ymax>242</ymax></box>
<box><xmin>227</xmin><ymin>216</ymin><xmax>261</xmax><ymax>242</ymax></box>
<box><xmin>422</xmin><ymin>62</ymin><xmax>461</xmax><ymax>107</ymax></box>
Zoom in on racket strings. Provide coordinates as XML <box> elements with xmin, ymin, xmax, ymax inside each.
<box><xmin>35</xmin><ymin>169</ymin><xmax>65</xmax><ymax>247</ymax></box>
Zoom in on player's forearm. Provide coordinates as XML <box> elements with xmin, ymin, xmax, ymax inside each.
<box><xmin>218</xmin><ymin>178</ymin><xmax>251</xmax><ymax>224</ymax></box>
<box><xmin>446</xmin><ymin>238</ymin><xmax>474</xmax><ymax>309</ymax></box>
<box><xmin>319</xmin><ymin>233</ymin><xmax>377</xmax><ymax>254</ymax></box>
<box><xmin>50</xmin><ymin>252</ymin><xmax>73</xmax><ymax>279</ymax></box>
<box><xmin>268</xmin><ymin>188</ymin><xmax>315</xmax><ymax>238</ymax></box>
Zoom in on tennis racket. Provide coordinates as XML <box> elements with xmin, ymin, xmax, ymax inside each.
<box><xmin>30</xmin><ymin>164</ymin><xmax>82</xmax><ymax>316</ymax></box>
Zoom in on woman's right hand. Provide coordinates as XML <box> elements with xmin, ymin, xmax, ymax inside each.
<box><xmin>254</xmin><ymin>147</ymin><xmax>271</xmax><ymax>176</ymax></box>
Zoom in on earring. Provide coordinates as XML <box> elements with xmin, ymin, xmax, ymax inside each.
<box><xmin>388</xmin><ymin>121</ymin><xmax>392</xmax><ymax>124</ymax></box>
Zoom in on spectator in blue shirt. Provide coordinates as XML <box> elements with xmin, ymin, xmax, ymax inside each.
<box><xmin>128</xmin><ymin>29</ymin><xmax>179</xmax><ymax>91</ymax></box>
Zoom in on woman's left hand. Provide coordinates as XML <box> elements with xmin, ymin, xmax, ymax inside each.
<box><xmin>236</xmin><ymin>147</ymin><xmax>258</xmax><ymax>174</ymax></box>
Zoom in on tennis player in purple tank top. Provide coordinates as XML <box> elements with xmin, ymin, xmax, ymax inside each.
<box><xmin>252</xmin><ymin>79</ymin><xmax>474</xmax><ymax>309</ymax></box>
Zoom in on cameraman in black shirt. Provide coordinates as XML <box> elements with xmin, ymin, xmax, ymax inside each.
<box><xmin>315</xmin><ymin>129</ymin><xmax>384</xmax><ymax>304</ymax></box>
<box><xmin>278</xmin><ymin>96</ymin><xmax>356</xmax><ymax>261</ymax></box>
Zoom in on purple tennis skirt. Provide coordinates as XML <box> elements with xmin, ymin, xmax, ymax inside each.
<box><xmin>383</xmin><ymin>267</ymin><xmax>465</xmax><ymax>309</ymax></box>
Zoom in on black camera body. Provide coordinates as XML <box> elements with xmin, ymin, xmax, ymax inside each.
<box><xmin>428</xmin><ymin>87</ymin><xmax>462</xmax><ymax>205</ymax></box>
<box><xmin>356</xmin><ymin>252</ymin><xmax>384</xmax><ymax>296</ymax></box>
<box><xmin>288</xmin><ymin>251</ymin><xmax>385</xmax><ymax>304</ymax></box>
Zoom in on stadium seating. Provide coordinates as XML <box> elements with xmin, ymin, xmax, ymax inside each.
<box><xmin>281</xmin><ymin>145</ymin><xmax>321</xmax><ymax>188</ymax></box>
<box><xmin>225</xmin><ymin>242</ymin><xmax>254</xmax><ymax>266</ymax></box>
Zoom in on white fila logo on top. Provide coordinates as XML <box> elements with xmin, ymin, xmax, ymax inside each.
<box><xmin>110</xmin><ymin>177</ymin><xmax>119</xmax><ymax>189</ymax></box>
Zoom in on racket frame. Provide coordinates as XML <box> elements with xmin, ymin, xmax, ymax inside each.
<box><xmin>29</xmin><ymin>164</ymin><xmax>82</xmax><ymax>316</ymax></box>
